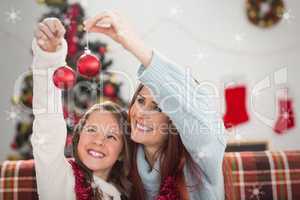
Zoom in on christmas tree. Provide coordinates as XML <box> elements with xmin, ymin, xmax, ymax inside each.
<box><xmin>8</xmin><ymin>0</ymin><xmax>126</xmax><ymax>160</ymax></box>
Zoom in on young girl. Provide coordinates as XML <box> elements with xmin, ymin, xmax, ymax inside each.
<box><xmin>30</xmin><ymin>17</ymin><xmax>131</xmax><ymax>200</ymax></box>
<box><xmin>85</xmin><ymin>11</ymin><xmax>228</xmax><ymax>200</ymax></box>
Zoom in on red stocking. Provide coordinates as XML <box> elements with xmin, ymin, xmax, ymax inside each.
<box><xmin>273</xmin><ymin>99</ymin><xmax>295</xmax><ymax>134</ymax></box>
<box><xmin>223</xmin><ymin>85</ymin><xmax>249</xmax><ymax>129</ymax></box>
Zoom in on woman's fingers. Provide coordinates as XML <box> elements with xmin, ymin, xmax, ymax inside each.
<box><xmin>84</xmin><ymin>13</ymin><xmax>107</xmax><ymax>30</ymax></box>
<box><xmin>84</xmin><ymin>11</ymin><xmax>120</xmax><ymax>31</ymax></box>
<box><xmin>84</xmin><ymin>11</ymin><xmax>140</xmax><ymax>51</ymax></box>
<box><xmin>95</xmin><ymin>18</ymin><xmax>113</xmax><ymax>28</ymax></box>
<box><xmin>89</xmin><ymin>26</ymin><xmax>114</xmax><ymax>36</ymax></box>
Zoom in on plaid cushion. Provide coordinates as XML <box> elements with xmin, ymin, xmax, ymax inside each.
<box><xmin>0</xmin><ymin>160</ymin><xmax>38</xmax><ymax>200</ymax></box>
<box><xmin>1</xmin><ymin>151</ymin><xmax>300</xmax><ymax>200</ymax></box>
<box><xmin>223</xmin><ymin>151</ymin><xmax>300</xmax><ymax>200</ymax></box>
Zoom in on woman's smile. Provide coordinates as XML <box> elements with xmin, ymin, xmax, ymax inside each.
<box><xmin>134</xmin><ymin>120</ymin><xmax>154</xmax><ymax>133</ymax></box>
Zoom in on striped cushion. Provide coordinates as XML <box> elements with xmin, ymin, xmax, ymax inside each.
<box><xmin>0</xmin><ymin>160</ymin><xmax>38</xmax><ymax>200</ymax></box>
<box><xmin>223</xmin><ymin>151</ymin><xmax>300</xmax><ymax>200</ymax></box>
<box><xmin>1</xmin><ymin>151</ymin><xmax>300</xmax><ymax>200</ymax></box>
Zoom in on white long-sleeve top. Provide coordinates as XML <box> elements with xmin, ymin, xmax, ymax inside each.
<box><xmin>30</xmin><ymin>39</ymin><xmax>121</xmax><ymax>200</ymax></box>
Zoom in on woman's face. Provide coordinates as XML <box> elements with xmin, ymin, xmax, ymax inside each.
<box><xmin>77</xmin><ymin>110</ymin><xmax>124</xmax><ymax>179</ymax></box>
<box><xmin>130</xmin><ymin>86</ymin><xmax>169</xmax><ymax>148</ymax></box>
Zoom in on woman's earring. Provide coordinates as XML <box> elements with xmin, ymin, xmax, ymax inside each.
<box><xmin>118</xmin><ymin>154</ymin><xmax>124</xmax><ymax>161</ymax></box>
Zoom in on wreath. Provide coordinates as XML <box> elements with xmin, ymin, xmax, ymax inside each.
<box><xmin>246</xmin><ymin>0</ymin><xmax>285</xmax><ymax>28</ymax></box>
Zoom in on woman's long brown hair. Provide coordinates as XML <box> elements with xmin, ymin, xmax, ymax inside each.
<box><xmin>128</xmin><ymin>84</ymin><xmax>204</xmax><ymax>200</ymax></box>
<box><xmin>72</xmin><ymin>101</ymin><xmax>132</xmax><ymax>200</ymax></box>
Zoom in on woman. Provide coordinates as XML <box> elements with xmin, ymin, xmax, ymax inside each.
<box><xmin>85</xmin><ymin>11</ymin><xmax>227</xmax><ymax>200</ymax></box>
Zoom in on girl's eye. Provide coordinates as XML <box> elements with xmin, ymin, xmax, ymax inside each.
<box><xmin>106</xmin><ymin>135</ymin><xmax>117</xmax><ymax>141</ymax></box>
<box><xmin>85</xmin><ymin>127</ymin><xmax>96</xmax><ymax>133</ymax></box>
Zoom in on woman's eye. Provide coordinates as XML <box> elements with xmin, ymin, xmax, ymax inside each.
<box><xmin>137</xmin><ymin>97</ymin><xmax>144</xmax><ymax>104</ymax></box>
<box><xmin>154</xmin><ymin>105</ymin><xmax>162</xmax><ymax>112</ymax></box>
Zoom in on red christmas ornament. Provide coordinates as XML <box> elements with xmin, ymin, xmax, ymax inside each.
<box><xmin>66</xmin><ymin>22</ymin><xmax>78</xmax><ymax>57</ymax></box>
<box><xmin>77</xmin><ymin>50</ymin><xmax>101</xmax><ymax>79</ymax></box>
<box><xmin>63</xmin><ymin>106</ymin><xmax>69</xmax><ymax>119</ymax></box>
<box><xmin>68</xmin><ymin>4</ymin><xmax>81</xmax><ymax>18</ymax></box>
<box><xmin>98</xmin><ymin>46</ymin><xmax>106</xmax><ymax>55</ymax></box>
<box><xmin>103</xmin><ymin>83</ymin><xmax>116</xmax><ymax>97</ymax></box>
<box><xmin>223</xmin><ymin>85</ymin><xmax>249</xmax><ymax>129</ymax></box>
<box><xmin>156</xmin><ymin>176</ymin><xmax>180</xmax><ymax>200</ymax></box>
<box><xmin>53</xmin><ymin>66</ymin><xmax>76</xmax><ymax>90</ymax></box>
<box><xmin>10</xmin><ymin>142</ymin><xmax>17</xmax><ymax>150</ymax></box>
<box><xmin>65</xmin><ymin>134</ymin><xmax>73</xmax><ymax>147</ymax></box>
<box><xmin>27</xmin><ymin>95</ymin><xmax>33</xmax><ymax>107</ymax></box>
<box><xmin>273</xmin><ymin>99</ymin><xmax>296</xmax><ymax>134</ymax></box>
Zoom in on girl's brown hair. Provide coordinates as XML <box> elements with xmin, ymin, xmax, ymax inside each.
<box><xmin>72</xmin><ymin>101</ymin><xmax>132</xmax><ymax>200</ymax></box>
<box><xmin>128</xmin><ymin>84</ymin><xmax>203</xmax><ymax>200</ymax></box>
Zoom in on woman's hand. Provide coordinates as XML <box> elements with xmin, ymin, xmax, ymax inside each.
<box><xmin>34</xmin><ymin>18</ymin><xmax>66</xmax><ymax>52</ymax></box>
<box><xmin>84</xmin><ymin>11</ymin><xmax>153</xmax><ymax>67</ymax></box>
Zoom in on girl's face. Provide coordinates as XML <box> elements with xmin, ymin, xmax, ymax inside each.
<box><xmin>130</xmin><ymin>86</ymin><xmax>169</xmax><ymax>148</ymax></box>
<box><xmin>77</xmin><ymin>110</ymin><xmax>124</xmax><ymax>179</ymax></box>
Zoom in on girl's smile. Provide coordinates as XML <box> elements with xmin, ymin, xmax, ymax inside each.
<box><xmin>77</xmin><ymin>110</ymin><xmax>124</xmax><ymax>180</ymax></box>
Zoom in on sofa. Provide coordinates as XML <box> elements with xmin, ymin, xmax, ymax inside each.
<box><xmin>1</xmin><ymin>151</ymin><xmax>300</xmax><ymax>200</ymax></box>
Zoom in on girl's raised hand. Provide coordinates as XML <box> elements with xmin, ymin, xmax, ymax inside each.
<box><xmin>34</xmin><ymin>18</ymin><xmax>66</xmax><ymax>52</ymax></box>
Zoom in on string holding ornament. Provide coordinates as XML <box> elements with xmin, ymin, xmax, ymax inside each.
<box><xmin>76</xmin><ymin>15</ymin><xmax>101</xmax><ymax>79</ymax></box>
<box><xmin>53</xmin><ymin>8</ymin><xmax>101</xmax><ymax>90</ymax></box>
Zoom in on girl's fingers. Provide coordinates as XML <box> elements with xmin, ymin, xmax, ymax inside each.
<box><xmin>44</xmin><ymin>19</ymin><xmax>56</xmax><ymax>36</ymax></box>
<box><xmin>55</xmin><ymin>20</ymin><xmax>66</xmax><ymax>38</ymax></box>
<box><xmin>38</xmin><ymin>23</ymin><xmax>55</xmax><ymax>40</ymax></box>
<box><xmin>37</xmin><ymin>32</ymin><xmax>49</xmax><ymax>49</ymax></box>
<box><xmin>34</xmin><ymin>28</ymin><xmax>43</xmax><ymax>39</ymax></box>
<box><xmin>35</xmin><ymin>28</ymin><xmax>48</xmax><ymax>41</ymax></box>
<box><xmin>38</xmin><ymin>40</ymin><xmax>46</xmax><ymax>49</ymax></box>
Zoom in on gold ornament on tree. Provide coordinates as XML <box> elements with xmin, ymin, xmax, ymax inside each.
<box><xmin>36</xmin><ymin>0</ymin><xmax>66</xmax><ymax>6</ymax></box>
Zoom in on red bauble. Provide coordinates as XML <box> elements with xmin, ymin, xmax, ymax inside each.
<box><xmin>66</xmin><ymin>134</ymin><xmax>73</xmax><ymax>146</ymax></box>
<box><xmin>98</xmin><ymin>46</ymin><xmax>106</xmax><ymax>55</ymax></box>
<box><xmin>10</xmin><ymin>142</ymin><xmax>17</xmax><ymax>150</ymax></box>
<box><xmin>53</xmin><ymin>66</ymin><xmax>76</xmax><ymax>90</ymax></box>
<box><xmin>69</xmin><ymin>4</ymin><xmax>81</xmax><ymax>18</ymax></box>
<box><xmin>103</xmin><ymin>83</ymin><xmax>116</xmax><ymax>97</ymax></box>
<box><xmin>63</xmin><ymin>106</ymin><xmax>69</xmax><ymax>119</ymax></box>
<box><xmin>77</xmin><ymin>50</ymin><xmax>101</xmax><ymax>79</ymax></box>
